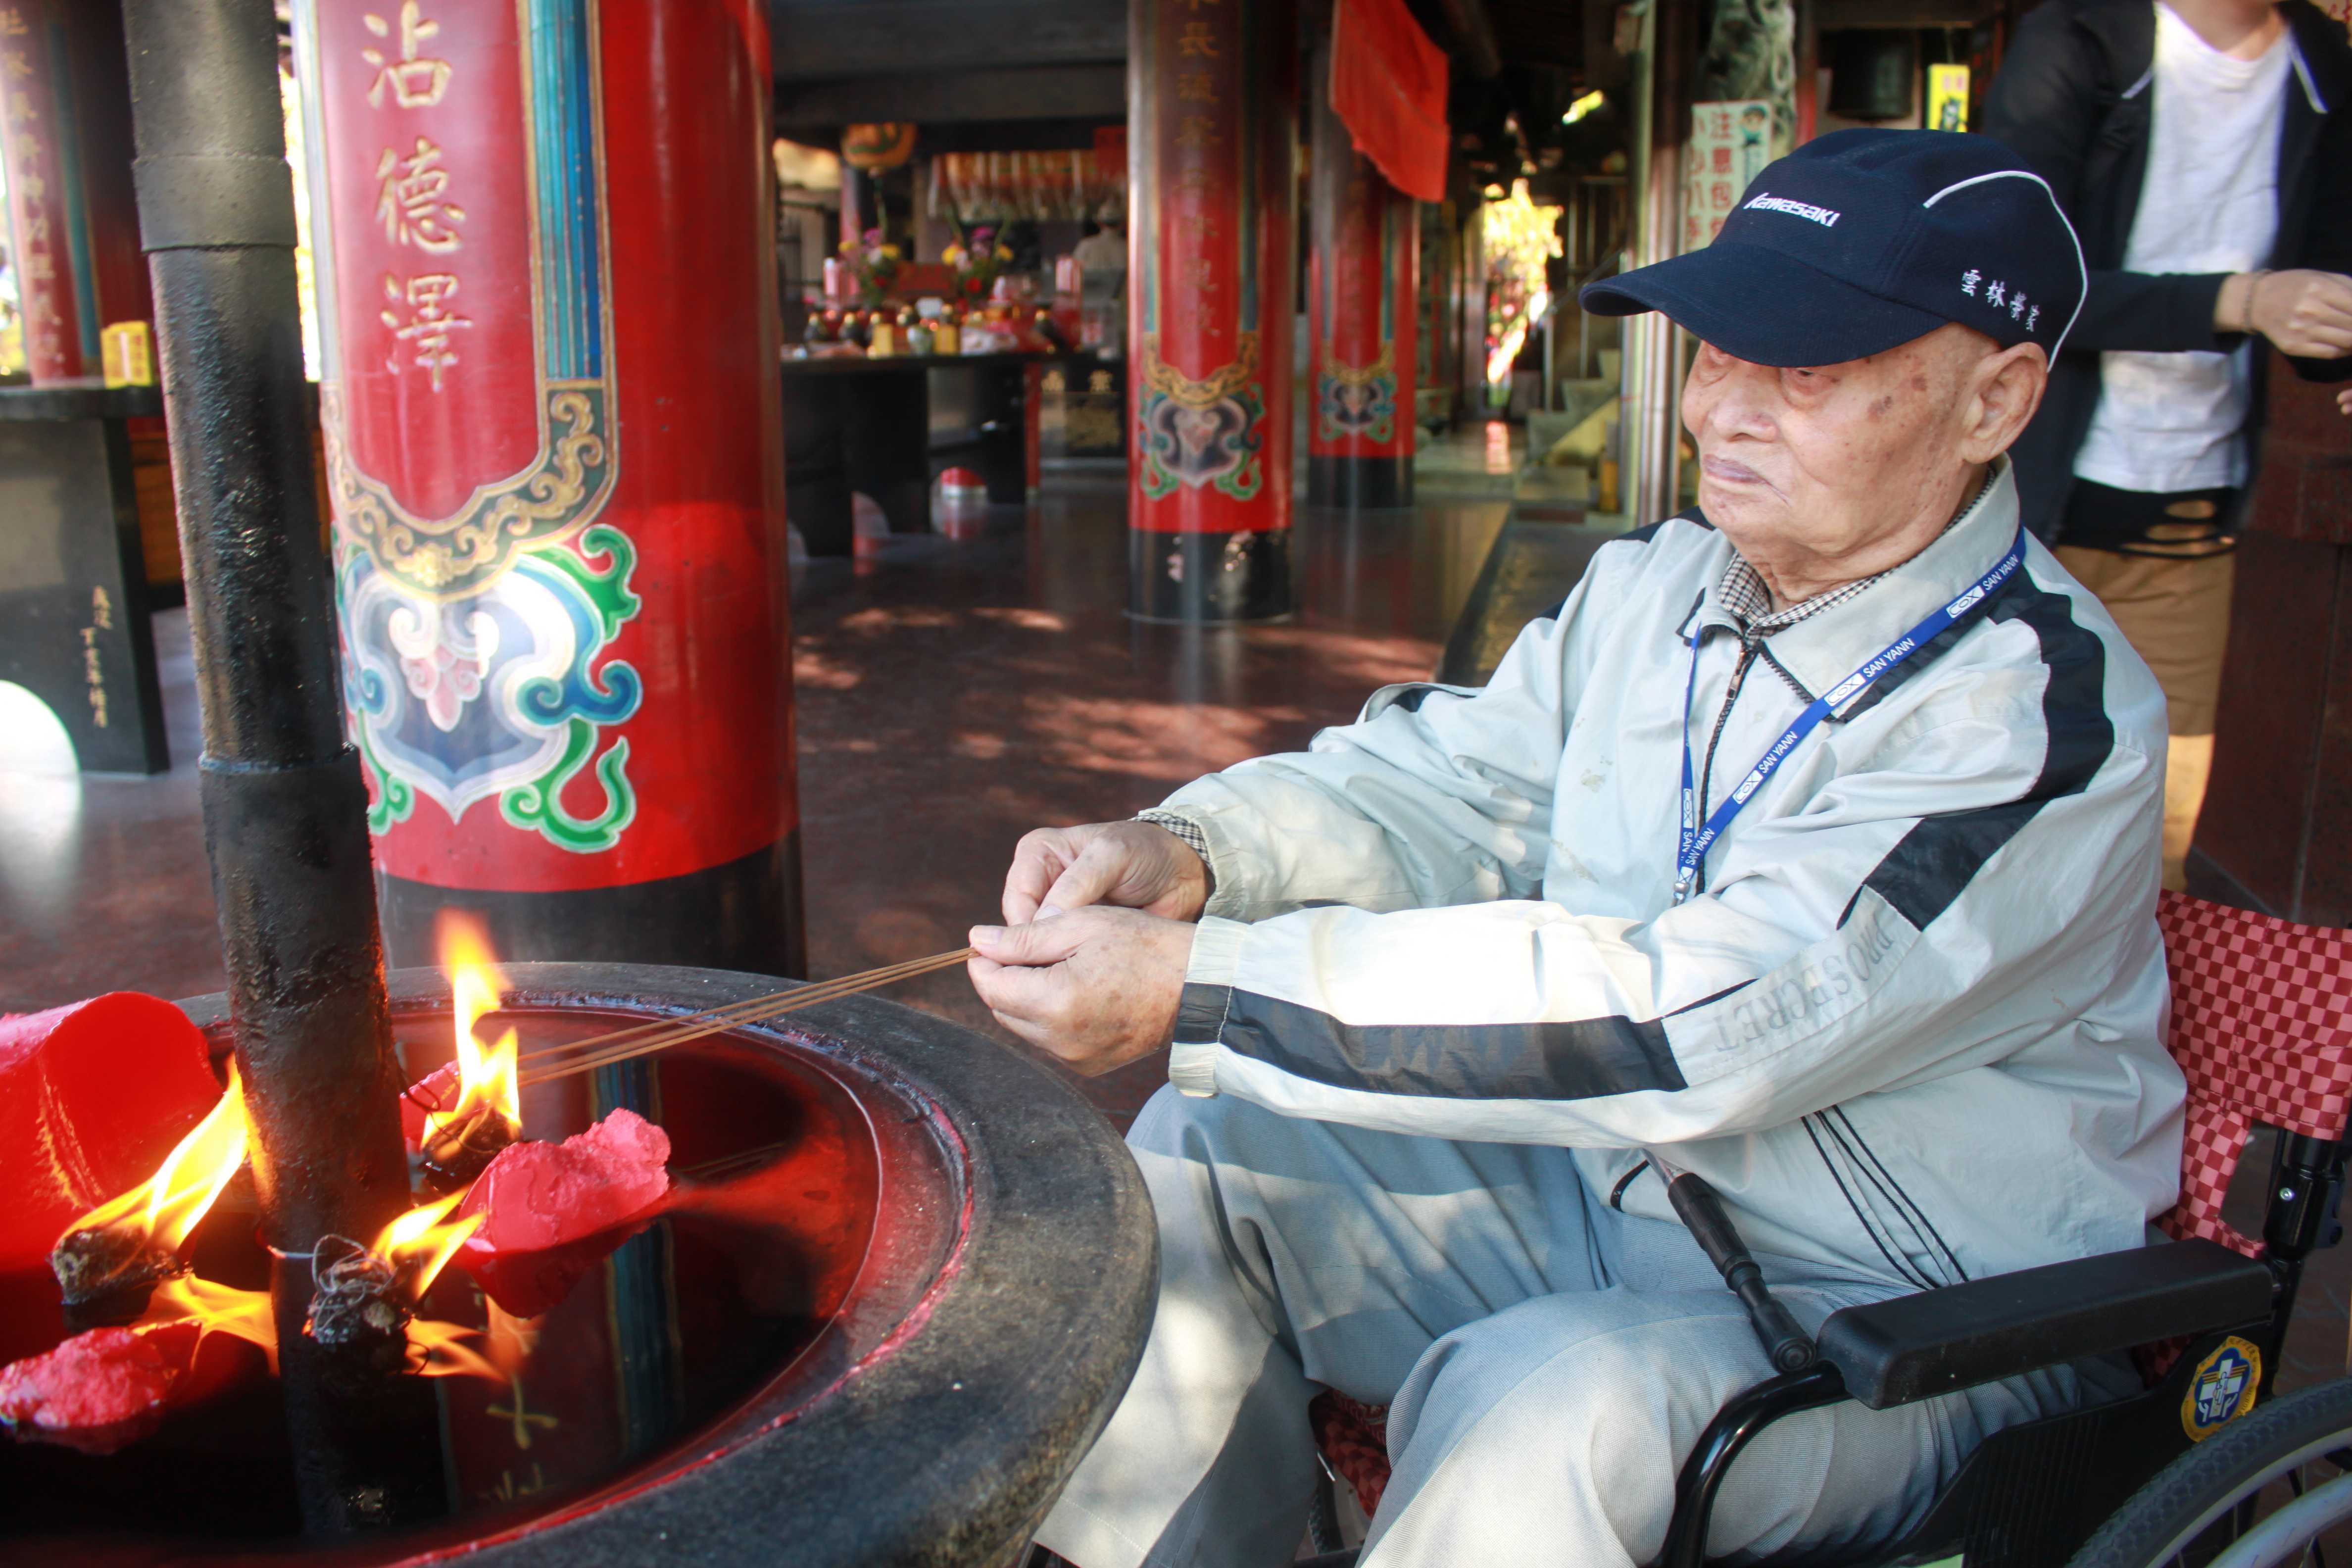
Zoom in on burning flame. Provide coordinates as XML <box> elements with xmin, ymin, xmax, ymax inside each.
<box><xmin>430</xmin><ymin>914</ymin><xmax>522</xmax><ymax>1146</ymax></box>
<box><xmin>373</xmin><ymin>1187</ymin><xmax>499</xmax><ymax>1382</ymax></box>
<box><xmin>373</xmin><ymin>1188</ymin><xmax>484</xmax><ymax>1300</ymax></box>
<box><xmin>483</xmin><ymin>1301</ymin><xmax>541</xmax><ymax>1380</ymax></box>
<box><xmin>61</xmin><ymin>1064</ymin><xmax>249</xmax><ymax>1258</ymax></box>
<box><xmin>141</xmin><ymin>1274</ymin><xmax>279</xmax><ymax>1371</ymax></box>
<box><xmin>406</xmin><ymin>1318</ymin><xmax>501</xmax><ymax>1381</ymax></box>
<box><xmin>129</xmin><ymin>1278</ymin><xmax>497</xmax><ymax>1384</ymax></box>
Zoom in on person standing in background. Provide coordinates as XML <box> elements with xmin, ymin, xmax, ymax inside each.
<box><xmin>1071</xmin><ymin>217</ymin><xmax>1127</xmax><ymax>289</ymax></box>
<box><xmin>1984</xmin><ymin>0</ymin><xmax>2352</xmax><ymax>891</ymax></box>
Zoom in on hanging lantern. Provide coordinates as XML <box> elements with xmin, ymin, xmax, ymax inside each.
<box><xmin>842</xmin><ymin>122</ymin><xmax>918</xmax><ymax>171</ymax></box>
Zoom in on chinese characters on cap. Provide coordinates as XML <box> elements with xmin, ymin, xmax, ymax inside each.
<box><xmin>1959</xmin><ymin>268</ymin><xmax>2039</xmax><ymax>334</ymax></box>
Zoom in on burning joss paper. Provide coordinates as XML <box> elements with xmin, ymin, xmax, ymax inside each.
<box><xmin>51</xmin><ymin>1064</ymin><xmax>249</xmax><ymax>1315</ymax></box>
<box><xmin>304</xmin><ymin>1188</ymin><xmax>483</xmax><ymax>1362</ymax></box>
<box><xmin>402</xmin><ymin>914</ymin><xmax>523</xmax><ymax>1190</ymax></box>
<box><xmin>0</xmin><ymin>993</ymin><xmax>224</xmax><ymax>1303</ymax></box>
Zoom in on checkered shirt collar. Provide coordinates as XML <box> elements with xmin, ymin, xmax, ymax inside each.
<box><xmin>1715</xmin><ymin>555</ymin><xmax>1886</xmax><ymax>636</ymax></box>
<box><xmin>1712</xmin><ymin>471</ymin><xmax>1993</xmax><ymax>638</ymax></box>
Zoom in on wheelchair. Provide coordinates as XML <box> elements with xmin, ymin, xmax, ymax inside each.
<box><xmin>1301</xmin><ymin>890</ymin><xmax>2352</xmax><ymax>1568</ymax></box>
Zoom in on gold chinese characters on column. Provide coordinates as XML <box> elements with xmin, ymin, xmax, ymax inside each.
<box><xmin>0</xmin><ymin>4</ymin><xmax>73</xmax><ymax>377</ymax></box>
<box><xmin>362</xmin><ymin>3</ymin><xmax>471</xmax><ymax>392</ymax></box>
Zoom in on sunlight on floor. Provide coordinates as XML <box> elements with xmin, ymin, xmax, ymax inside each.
<box><xmin>0</xmin><ymin>681</ymin><xmax>85</xmax><ymax>924</ymax></box>
<box><xmin>0</xmin><ymin>680</ymin><xmax>79</xmax><ymax>775</ymax></box>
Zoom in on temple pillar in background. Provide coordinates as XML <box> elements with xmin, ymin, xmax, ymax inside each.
<box><xmin>0</xmin><ymin>0</ymin><xmax>148</xmax><ymax>383</ymax></box>
<box><xmin>1307</xmin><ymin>38</ymin><xmax>1416</xmax><ymax>510</ymax></box>
<box><xmin>1126</xmin><ymin>0</ymin><xmax>1297</xmax><ymax>623</ymax></box>
<box><xmin>292</xmin><ymin>0</ymin><xmax>801</xmax><ymax>977</ymax></box>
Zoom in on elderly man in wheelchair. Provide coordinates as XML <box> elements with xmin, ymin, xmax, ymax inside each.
<box><xmin>972</xmin><ymin>130</ymin><xmax>2352</xmax><ymax>1568</ymax></box>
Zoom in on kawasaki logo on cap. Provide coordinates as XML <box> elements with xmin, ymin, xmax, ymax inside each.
<box><xmin>1743</xmin><ymin>193</ymin><xmax>1842</xmax><ymax>227</ymax></box>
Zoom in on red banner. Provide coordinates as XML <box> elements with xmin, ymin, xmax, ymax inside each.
<box><xmin>1330</xmin><ymin>0</ymin><xmax>1448</xmax><ymax>204</ymax></box>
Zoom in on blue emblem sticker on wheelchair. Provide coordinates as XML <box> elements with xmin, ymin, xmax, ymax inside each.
<box><xmin>2182</xmin><ymin>1336</ymin><xmax>2261</xmax><ymax>1441</ymax></box>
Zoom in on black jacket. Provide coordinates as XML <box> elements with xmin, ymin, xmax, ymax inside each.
<box><xmin>1982</xmin><ymin>0</ymin><xmax>2352</xmax><ymax>542</ymax></box>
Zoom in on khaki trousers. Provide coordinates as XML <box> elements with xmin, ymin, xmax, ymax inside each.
<box><xmin>2053</xmin><ymin>546</ymin><xmax>2234</xmax><ymax>892</ymax></box>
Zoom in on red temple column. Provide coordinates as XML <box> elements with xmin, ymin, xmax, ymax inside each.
<box><xmin>0</xmin><ymin>0</ymin><xmax>150</xmax><ymax>383</ymax></box>
<box><xmin>1127</xmin><ymin>0</ymin><xmax>1297</xmax><ymax>623</ymax></box>
<box><xmin>291</xmin><ymin>0</ymin><xmax>801</xmax><ymax>977</ymax></box>
<box><xmin>1306</xmin><ymin>38</ymin><xmax>1417</xmax><ymax>510</ymax></box>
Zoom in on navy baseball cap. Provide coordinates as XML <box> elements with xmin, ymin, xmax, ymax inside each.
<box><xmin>1580</xmin><ymin>129</ymin><xmax>2086</xmax><ymax>367</ymax></box>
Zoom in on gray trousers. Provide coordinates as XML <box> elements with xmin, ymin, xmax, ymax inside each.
<box><xmin>1038</xmin><ymin>1087</ymin><xmax>2119</xmax><ymax>1568</ymax></box>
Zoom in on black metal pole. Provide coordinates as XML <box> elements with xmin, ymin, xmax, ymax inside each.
<box><xmin>121</xmin><ymin>0</ymin><xmax>407</xmax><ymax>1266</ymax></box>
<box><xmin>119</xmin><ymin>0</ymin><xmax>433</xmax><ymax>1533</ymax></box>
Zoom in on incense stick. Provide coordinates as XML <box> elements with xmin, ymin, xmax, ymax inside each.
<box><xmin>514</xmin><ymin>949</ymin><xmax>973</xmax><ymax>1087</ymax></box>
<box><xmin>511</xmin><ymin>948</ymin><xmax>974</xmax><ymax>1088</ymax></box>
<box><xmin>511</xmin><ymin>949</ymin><xmax>965</xmax><ymax>1075</ymax></box>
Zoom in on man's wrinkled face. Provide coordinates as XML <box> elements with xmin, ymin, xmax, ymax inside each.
<box><xmin>1679</xmin><ymin>324</ymin><xmax>1994</xmax><ymax>575</ymax></box>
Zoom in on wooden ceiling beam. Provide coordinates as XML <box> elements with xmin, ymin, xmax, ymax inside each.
<box><xmin>769</xmin><ymin>0</ymin><xmax>1126</xmax><ymax>83</ymax></box>
<box><xmin>777</xmin><ymin>64</ymin><xmax>1127</xmax><ymax>129</ymax></box>
<box><xmin>1434</xmin><ymin>0</ymin><xmax>1505</xmax><ymax>78</ymax></box>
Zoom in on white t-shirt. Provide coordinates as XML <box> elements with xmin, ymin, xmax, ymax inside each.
<box><xmin>2072</xmin><ymin>3</ymin><xmax>2289</xmax><ymax>495</ymax></box>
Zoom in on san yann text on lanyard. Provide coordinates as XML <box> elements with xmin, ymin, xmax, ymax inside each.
<box><xmin>1673</xmin><ymin>528</ymin><xmax>2028</xmax><ymax>905</ymax></box>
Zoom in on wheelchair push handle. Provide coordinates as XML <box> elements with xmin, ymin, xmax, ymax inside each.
<box><xmin>1661</xmin><ymin>1166</ymin><xmax>1817</xmax><ymax>1374</ymax></box>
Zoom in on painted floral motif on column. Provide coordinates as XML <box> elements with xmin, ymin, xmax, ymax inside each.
<box><xmin>1136</xmin><ymin>331</ymin><xmax>1266</xmax><ymax>500</ymax></box>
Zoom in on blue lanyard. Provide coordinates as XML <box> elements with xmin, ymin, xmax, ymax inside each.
<box><xmin>1674</xmin><ymin>529</ymin><xmax>2027</xmax><ymax>905</ymax></box>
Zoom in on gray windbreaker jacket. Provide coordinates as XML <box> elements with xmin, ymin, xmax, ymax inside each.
<box><xmin>1155</xmin><ymin>459</ymin><xmax>2185</xmax><ymax>1292</ymax></box>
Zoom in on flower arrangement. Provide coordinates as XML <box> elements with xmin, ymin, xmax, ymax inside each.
<box><xmin>839</xmin><ymin>228</ymin><xmax>903</xmax><ymax>308</ymax></box>
<box><xmin>941</xmin><ymin>226</ymin><xmax>1016</xmax><ymax>302</ymax></box>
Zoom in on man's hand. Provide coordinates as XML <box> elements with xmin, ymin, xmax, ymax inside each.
<box><xmin>967</xmin><ymin>908</ymin><xmax>1194</xmax><ymax>1076</ymax></box>
<box><xmin>1001</xmin><ymin>820</ymin><xmax>1210</xmax><ymax>925</ymax></box>
<box><xmin>2247</xmin><ymin>271</ymin><xmax>2352</xmax><ymax>359</ymax></box>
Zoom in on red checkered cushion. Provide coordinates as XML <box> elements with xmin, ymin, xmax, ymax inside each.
<box><xmin>2152</xmin><ymin>890</ymin><xmax>2352</xmax><ymax>1257</ymax></box>
<box><xmin>1309</xmin><ymin>894</ymin><xmax>2352</xmax><ymax>1506</ymax></box>
<box><xmin>1310</xmin><ymin>1390</ymin><xmax>1392</xmax><ymax>1519</ymax></box>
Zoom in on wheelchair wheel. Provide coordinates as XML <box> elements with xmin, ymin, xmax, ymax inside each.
<box><xmin>2068</xmin><ymin>1378</ymin><xmax>2352</xmax><ymax>1568</ymax></box>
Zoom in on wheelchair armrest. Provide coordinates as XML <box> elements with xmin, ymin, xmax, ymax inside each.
<box><xmin>1815</xmin><ymin>1238</ymin><xmax>2271</xmax><ymax>1411</ymax></box>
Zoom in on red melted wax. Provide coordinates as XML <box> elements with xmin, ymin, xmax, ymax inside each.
<box><xmin>453</xmin><ymin>1108</ymin><xmax>674</xmax><ymax>1317</ymax></box>
<box><xmin>0</xmin><ymin>1319</ymin><xmax>266</xmax><ymax>1458</ymax></box>
<box><xmin>398</xmin><ymin>1061</ymin><xmax>679</xmax><ymax>1313</ymax></box>
<box><xmin>460</xmin><ymin>1108</ymin><xmax>672</xmax><ymax>1253</ymax></box>
<box><xmin>0</xmin><ymin>1328</ymin><xmax>174</xmax><ymax>1452</ymax></box>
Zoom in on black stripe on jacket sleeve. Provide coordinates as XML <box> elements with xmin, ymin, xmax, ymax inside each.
<box><xmin>1861</xmin><ymin>580</ymin><xmax>2115</xmax><ymax>931</ymax></box>
<box><xmin>1185</xmin><ymin>984</ymin><xmax>1690</xmax><ymax>1100</ymax></box>
<box><xmin>1617</xmin><ymin>505</ymin><xmax>1713</xmax><ymax>547</ymax></box>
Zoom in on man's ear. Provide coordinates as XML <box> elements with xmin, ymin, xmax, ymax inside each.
<box><xmin>1959</xmin><ymin>342</ymin><xmax>2048</xmax><ymax>463</ymax></box>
